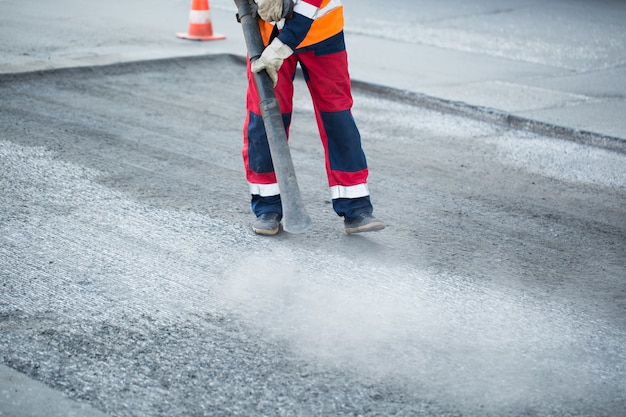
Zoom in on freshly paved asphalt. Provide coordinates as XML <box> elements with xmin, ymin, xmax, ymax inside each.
<box><xmin>0</xmin><ymin>0</ymin><xmax>626</xmax><ymax>417</ymax></box>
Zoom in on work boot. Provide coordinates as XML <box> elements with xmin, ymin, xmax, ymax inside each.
<box><xmin>344</xmin><ymin>213</ymin><xmax>385</xmax><ymax>234</ymax></box>
<box><xmin>252</xmin><ymin>213</ymin><xmax>282</xmax><ymax>235</ymax></box>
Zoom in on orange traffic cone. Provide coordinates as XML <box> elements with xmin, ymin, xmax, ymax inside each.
<box><xmin>177</xmin><ymin>0</ymin><xmax>226</xmax><ymax>41</ymax></box>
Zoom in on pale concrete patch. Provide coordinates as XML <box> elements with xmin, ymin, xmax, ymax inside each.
<box><xmin>519</xmin><ymin>99</ymin><xmax>626</xmax><ymax>139</ymax></box>
<box><xmin>429</xmin><ymin>80</ymin><xmax>596</xmax><ymax>113</ymax></box>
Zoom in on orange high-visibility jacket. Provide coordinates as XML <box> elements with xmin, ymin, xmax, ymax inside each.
<box><xmin>259</xmin><ymin>0</ymin><xmax>344</xmax><ymax>49</ymax></box>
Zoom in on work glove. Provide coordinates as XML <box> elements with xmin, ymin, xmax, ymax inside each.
<box><xmin>251</xmin><ymin>38</ymin><xmax>293</xmax><ymax>87</ymax></box>
<box><xmin>255</xmin><ymin>0</ymin><xmax>284</xmax><ymax>22</ymax></box>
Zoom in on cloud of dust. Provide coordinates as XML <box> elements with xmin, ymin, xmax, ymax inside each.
<box><xmin>217</xmin><ymin>249</ymin><xmax>625</xmax><ymax>413</ymax></box>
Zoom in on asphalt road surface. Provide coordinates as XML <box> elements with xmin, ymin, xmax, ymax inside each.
<box><xmin>1</xmin><ymin>54</ymin><xmax>625</xmax><ymax>416</ymax></box>
<box><xmin>2</xmin><ymin>0</ymin><xmax>626</xmax><ymax>139</ymax></box>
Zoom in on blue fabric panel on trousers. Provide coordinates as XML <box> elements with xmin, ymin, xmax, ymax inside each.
<box><xmin>247</xmin><ymin>111</ymin><xmax>292</xmax><ymax>174</ymax></box>
<box><xmin>251</xmin><ymin>194</ymin><xmax>283</xmax><ymax>217</ymax></box>
<box><xmin>322</xmin><ymin>110</ymin><xmax>367</xmax><ymax>172</ymax></box>
<box><xmin>333</xmin><ymin>196</ymin><xmax>373</xmax><ymax>219</ymax></box>
<box><xmin>247</xmin><ymin>112</ymin><xmax>274</xmax><ymax>174</ymax></box>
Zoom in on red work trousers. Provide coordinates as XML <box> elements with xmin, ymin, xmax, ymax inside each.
<box><xmin>242</xmin><ymin>36</ymin><xmax>371</xmax><ymax>217</ymax></box>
